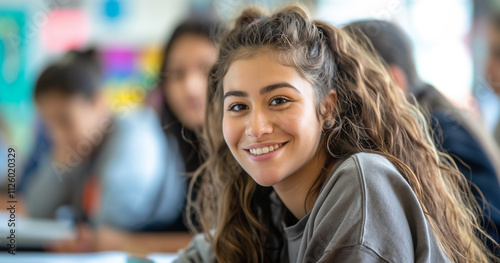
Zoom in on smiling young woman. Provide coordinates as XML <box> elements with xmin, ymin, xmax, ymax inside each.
<box><xmin>174</xmin><ymin>4</ymin><xmax>498</xmax><ymax>263</ymax></box>
<box><xmin>221</xmin><ymin>52</ymin><xmax>334</xmax><ymax>219</ymax></box>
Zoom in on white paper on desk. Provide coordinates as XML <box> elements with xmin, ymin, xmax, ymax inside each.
<box><xmin>147</xmin><ymin>253</ymin><xmax>177</xmax><ymax>263</ymax></box>
<box><xmin>0</xmin><ymin>251</ymin><xmax>128</xmax><ymax>263</ymax></box>
<box><xmin>0</xmin><ymin>211</ymin><xmax>75</xmax><ymax>247</ymax></box>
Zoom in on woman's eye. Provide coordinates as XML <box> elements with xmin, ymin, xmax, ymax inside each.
<box><xmin>270</xmin><ymin>97</ymin><xmax>289</xmax><ymax>106</ymax></box>
<box><xmin>229</xmin><ymin>104</ymin><xmax>249</xmax><ymax>112</ymax></box>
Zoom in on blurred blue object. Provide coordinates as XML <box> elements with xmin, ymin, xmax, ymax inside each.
<box><xmin>104</xmin><ymin>0</ymin><xmax>121</xmax><ymax>20</ymax></box>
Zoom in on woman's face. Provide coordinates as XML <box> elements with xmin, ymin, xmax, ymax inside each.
<box><xmin>222</xmin><ymin>53</ymin><xmax>325</xmax><ymax>187</ymax></box>
<box><xmin>164</xmin><ymin>34</ymin><xmax>217</xmax><ymax>130</ymax></box>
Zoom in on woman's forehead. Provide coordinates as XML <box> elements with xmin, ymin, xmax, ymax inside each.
<box><xmin>223</xmin><ymin>54</ymin><xmax>304</xmax><ymax>90</ymax></box>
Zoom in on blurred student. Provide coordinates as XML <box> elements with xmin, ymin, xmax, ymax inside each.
<box><xmin>156</xmin><ymin>16</ymin><xmax>219</xmax><ymax>181</ymax></box>
<box><xmin>25</xmin><ymin>49</ymin><xmax>186</xmax><ymax>252</ymax></box>
<box><xmin>486</xmin><ymin>11</ymin><xmax>500</xmax><ymax>147</ymax></box>
<box><xmin>346</xmin><ymin>20</ymin><xmax>500</xmax><ymax>254</ymax></box>
<box><xmin>174</xmin><ymin>5</ymin><xmax>496</xmax><ymax>262</ymax></box>
<box><xmin>93</xmin><ymin>17</ymin><xmax>220</xmax><ymax>253</ymax></box>
<box><xmin>156</xmin><ymin>16</ymin><xmax>219</xmax><ymax>221</ymax></box>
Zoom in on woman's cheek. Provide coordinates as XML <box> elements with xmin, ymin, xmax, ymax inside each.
<box><xmin>277</xmin><ymin>107</ymin><xmax>309</xmax><ymax>132</ymax></box>
<box><xmin>222</xmin><ymin>116</ymin><xmax>239</xmax><ymax>149</ymax></box>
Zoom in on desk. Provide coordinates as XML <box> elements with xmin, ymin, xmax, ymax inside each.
<box><xmin>0</xmin><ymin>252</ymin><xmax>177</xmax><ymax>263</ymax></box>
<box><xmin>0</xmin><ymin>211</ymin><xmax>74</xmax><ymax>249</ymax></box>
<box><xmin>0</xmin><ymin>211</ymin><xmax>179</xmax><ymax>262</ymax></box>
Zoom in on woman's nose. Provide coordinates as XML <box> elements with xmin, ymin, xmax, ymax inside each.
<box><xmin>245</xmin><ymin>108</ymin><xmax>273</xmax><ymax>139</ymax></box>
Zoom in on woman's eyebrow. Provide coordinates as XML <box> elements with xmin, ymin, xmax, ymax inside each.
<box><xmin>223</xmin><ymin>82</ymin><xmax>300</xmax><ymax>100</ymax></box>
<box><xmin>223</xmin><ymin>91</ymin><xmax>248</xmax><ymax>100</ymax></box>
<box><xmin>259</xmin><ymin>82</ymin><xmax>300</xmax><ymax>95</ymax></box>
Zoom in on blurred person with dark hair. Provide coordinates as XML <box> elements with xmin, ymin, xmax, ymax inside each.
<box><xmin>83</xmin><ymin>16</ymin><xmax>220</xmax><ymax>253</ymax></box>
<box><xmin>154</xmin><ymin>15</ymin><xmax>220</xmax><ymax>225</ymax></box>
<box><xmin>487</xmin><ymin>11</ymin><xmax>500</xmax><ymax>147</ymax></box>
<box><xmin>25</xmin><ymin>48</ymin><xmax>187</xmax><ymax>252</ymax></box>
<box><xmin>150</xmin><ymin>15</ymin><xmax>220</xmax><ymax>184</ymax></box>
<box><xmin>346</xmin><ymin>20</ymin><xmax>500</xmax><ymax>254</ymax></box>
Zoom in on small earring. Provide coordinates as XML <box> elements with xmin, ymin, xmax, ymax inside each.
<box><xmin>324</xmin><ymin>120</ymin><xmax>332</xmax><ymax>129</ymax></box>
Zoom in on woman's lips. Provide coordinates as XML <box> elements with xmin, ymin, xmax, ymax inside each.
<box><xmin>244</xmin><ymin>142</ymin><xmax>288</xmax><ymax>162</ymax></box>
<box><xmin>248</xmin><ymin>143</ymin><xmax>283</xmax><ymax>155</ymax></box>
<box><xmin>243</xmin><ymin>141</ymin><xmax>288</xmax><ymax>150</ymax></box>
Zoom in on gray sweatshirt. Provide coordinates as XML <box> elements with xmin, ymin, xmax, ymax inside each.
<box><xmin>174</xmin><ymin>152</ymin><xmax>450</xmax><ymax>263</ymax></box>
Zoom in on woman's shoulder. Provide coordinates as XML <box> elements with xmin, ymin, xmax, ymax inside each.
<box><xmin>319</xmin><ymin>152</ymin><xmax>417</xmax><ymax>216</ymax></box>
<box><xmin>328</xmin><ymin>152</ymin><xmax>407</xmax><ymax>190</ymax></box>
<box><xmin>307</xmin><ymin>152</ymin><xmax>447</xmax><ymax>262</ymax></box>
<box><xmin>311</xmin><ymin>152</ymin><xmax>412</xmax><ymax>232</ymax></box>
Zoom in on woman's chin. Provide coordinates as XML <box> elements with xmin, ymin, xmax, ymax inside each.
<box><xmin>249</xmin><ymin>171</ymin><xmax>285</xmax><ymax>187</ymax></box>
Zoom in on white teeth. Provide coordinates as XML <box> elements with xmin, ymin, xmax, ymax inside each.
<box><xmin>248</xmin><ymin>143</ymin><xmax>283</xmax><ymax>155</ymax></box>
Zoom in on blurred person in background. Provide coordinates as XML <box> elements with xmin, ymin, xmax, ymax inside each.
<box><xmin>154</xmin><ymin>16</ymin><xmax>219</xmax><ymax>180</ymax></box>
<box><xmin>346</xmin><ymin>20</ymin><xmax>500</xmax><ymax>254</ymax></box>
<box><xmin>155</xmin><ymin>16</ymin><xmax>219</xmax><ymax>223</ymax></box>
<box><xmin>24</xmin><ymin>48</ymin><xmax>187</xmax><ymax>253</ymax></box>
<box><xmin>95</xmin><ymin>16</ymin><xmax>220</xmax><ymax>253</ymax></box>
<box><xmin>486</xmin><ymin>11</ymin><xmax>500</xmax><ymax>147</ymax></box>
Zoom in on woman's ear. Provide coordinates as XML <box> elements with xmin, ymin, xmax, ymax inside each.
<box><xmin>320</xmin><ymin>89</ymin><xmax>337</xmax><ymax>119</ymax></box>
